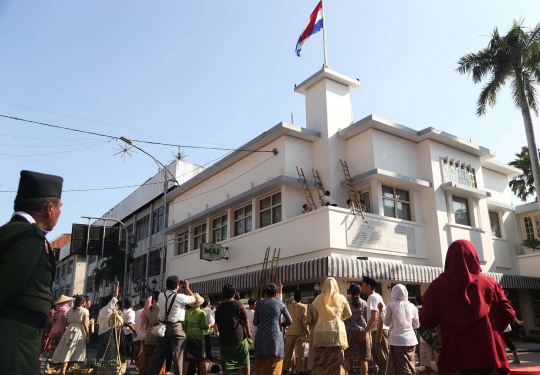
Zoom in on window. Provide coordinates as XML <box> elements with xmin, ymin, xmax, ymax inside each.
<box><xmin>452</xmin><ymin>196</ymin><xmax>471</xmax><ymax>226</ymax></box>
<box><xmin>442</xmin><ymin>157</ymin><xmax>477</xmax><ymax>188</ymax></box>
<box><xmin>136</xmin><ymin>214</ymin><xmax>150</xmax><ymax>242</ymax></box>
<box><xmin>382</xmin><ymin>185</ymin><xmax>411</xmax><ymax>221</ymax></box>
<box><xmin>357</xmin><ymin>190</ymin><xmax>372</xmax><ymax>214</ymax></box>
<box><xmin>176</xmin><ymin>230</ymin><xmax>189</xmax><ymax>255</ymax></box>
<box><xmin>61</xmin><ymin>263</ymin><xmax>67</xmax><ymax>279</ymax></box>
<box><xmin>524</xmin><ymin>217</ymin><xmax>535</xmax><ymax>239</ymax></box>
<box><xmin>260</xmin><ymin>192</ymin><xmax>282</xmax><ymax>228</ymax></box>
<box><xmin>122</xmin><ymin>223</ymin><xmax>134</xmax><ymax>242</ymax></box>
<box><xmin>148</xmin><ymin>248</ymin><xmax>162</xmax><ymax>277</ymax></box>
<box><xmin>64</xmin><ymin>284</ymin><xmax>71</xmax><ymax>295</ymax></box>
<box><xmin>212</xmin><ymin>214</ymin><xmax>228</xmax><ymax>243</ymax></box>
<box><xmin>234</xmin><ymin>204</ymin><xmax>253</xmax><ymax>236</ymax></box>
<box><xmin>55</xmin><ymin>266</ymin><xmax>60</xmax><ymax>282</ymax></box>
<box><xmin>131</xmin><ymin>254</ymin><xmax>147</xmax><ymax>282</ymax></box>
<box><xmin>67</xmin><ymin>259</ymin><xmax>73</xmax><ymax>276</ymax></box>
<box><xmin>489</xmin><ymin>211</ymin><xmax>502</xmax><ymax>238</ymax></box>
<box><xmin>86</xmin><ymin>274</ymin><xmax>94</xmax><ymax>293</ymax></box>
<box><xmin>505</xmin><ymin>289</ymin><xmax>522</xmax><ymax>321</ymax></box>
<box><xmin>165</xmin><ymin>203</ymin><xmax>170</xmax><ymax>229</ymax></box>
<box><xmin>152</xmin><ymin>206</ymin><xmax>165</xmax><ymax>235</ymax></box>
<box><xmin>88</xmin><ymin>255</ymin><xmax>97</xmax><ymax>264</ymax></box>
<box><xmin>193</xmin><ymin>223</ymin><xmax>207</xmax><ymax>250</ymax></box>
<box><xmin>531</xmin><ymin>290</ymin><xmax>540</xmax><ymax>327</ymax></box>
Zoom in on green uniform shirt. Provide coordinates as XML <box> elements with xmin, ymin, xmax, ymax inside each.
<box><xmin>183</xmin><ymin>307</ymin><xmax>210</xmax><ymax>341</ymax></box>
<box><xmin>0</xmin><ymin>218</ymin><xmax>53</xmax><ymax>317</ymax></box>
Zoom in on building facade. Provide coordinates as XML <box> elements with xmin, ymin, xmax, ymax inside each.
<box><xmin>162</xmin><ymin>67</ymin><xmax>540</xmax><ymax>334</ymax></box>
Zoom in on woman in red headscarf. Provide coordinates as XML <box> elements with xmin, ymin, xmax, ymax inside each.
<box><xmin>420</xmin><ymin>240</ymin><xmax>515</xmax><ymax>375</ymax></box>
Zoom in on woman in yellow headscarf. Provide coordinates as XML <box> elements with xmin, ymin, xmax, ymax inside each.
<box><xmin>311</xmin><ymin>277</ymin><xmax>352</xmax><ymax>375</ymax></box>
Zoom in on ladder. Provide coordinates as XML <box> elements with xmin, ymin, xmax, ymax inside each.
<box><xmin>312</xmin><ymin>169</ymin><xmax>325</xmax><ymax>201</ymax></box>
<box><xmin>340</xmin><ymin>159</ymin><xmax>365</xmax><ymax>218</ymax></box>
<box><xmin>296</xmin><ymin>167</ymin><xmax>317</xmax><ymax>211</ymax></box>
<box><xmin>258</xmin><ymin>247</ymin><xmax>281</xmax><ymax>300</ymax></box>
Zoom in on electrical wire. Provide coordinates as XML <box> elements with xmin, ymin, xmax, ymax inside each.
<box><xmin>169</xmin><ymin>154</ymin><xmax>276</xmax><ymax>206</ymax></box>
<box><xmin>0</xmin><ymin>140</ymin><xmax>106</xmax><ymax>148</ymax></box>
<box><xmin>0</xmin><ymin>99</ymin><xmax>233</xmax><ymax>147</ymax></box>
<box><xmin>0</xmin><ymin>140</ymin><xmax>112</xmax><ymax>156</ymax></box>
<box><xmin>0</xmin><ymin>114</ymin><xmax>275</xmax><ymax>153</ymax></box>
<box><xmin>0</xmin><ymin>133</ymin><xmax>103</xmax><ymax>141</ymax></box>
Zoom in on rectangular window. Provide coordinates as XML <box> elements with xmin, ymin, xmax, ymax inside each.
<box><xmin>441</xmin><ymin>157</ymin><xmax>477</xmax><ymax>188</ymax></box>
<box><xmin>86</xmin><ymin>274</ymin><xmax>94</xmax><ymax>293</ymax></box>
<box><xmin>524</xmin><ymin>216</ymin><xmax>535</xmax><ymax>239</ymax></box>
<box><xmin>452</xmin><ymin>196</ymin><xmax>471</xmax><ymax>226</ymax></box>
<box><xmin>148</xmin><ymin>248</ymin><xmax>162</xmax><ymax>277</ymax></box>
<box><xmin>131</xmin><ymin>254</ymin><xmax>147</xmax><ymax>282</ymax></box>
<box><xmin>176</xmin><ymin>230</ymin><xmax>189</xmax><ymax>256</ymax></box>
<box><xmin>165</xmin><ymin>203</ymin><xmax>170</xmax><ymax>229</ymax></box>
<box><xmin>531</xmin><ymin>290</ymin><xmax>540</xmax><ymax>327</ymax></box>
<box><xmin>88</xmin><ymin>255</ymin><xmax>96</xmax><ymax>264</ymax></box>
<box><xmin>67</xmin><ymin>259</ymin><xmax>73</xmax><ymax>276</ymax></box>
<box><xmin>152</xmin><ymin>206</ymin><xmax>165</xmax><ymax>235</ymax></box>
<box><xmin>260</xmin><ymin>192</ymin><xmax>282</xmax><ymax>228</ymax></box>
<box><xmin>212</xmin><ymin>214</ymin><xmax>228</xmax><ymax>243</ymax></box>
<box><xmin>382</xmin><ymin>185</ymin><xmax>411</xmax><ymax>221</ymax></box>
<box><xmin>55</xmin><ymin>266</ymin><xmax>60</xmax><ymax>282</ymax></box>
<box><xmin>193</xmin><ymin>223</ymin><xmax>207</xmax><ymax>250</ymax></box>
<box><xmin>358</xmin><ymin>190</ymin><xmax>372</xmax><ymax>214</ymax></box>
<box><xmin>64</xmin><ymin>284</ymin><xmax>71</xmax><ymax>295</ymax></box>
<box><xmin>136</xmin><ymin>215</ymin><xmax>150</xmax><ymax>242</ymax></box>
<box><xmin>61</xmin><ymin>263</ymin><xmax>67</xmax><ymax>279</ymax></box>
<box><xmin>489</xmin><ymin>211</ymin><xmax>502</xmax><ymax>238</ymax></box>
<box><xmin>234</xmin><ymin>204</ymin><xmax>253</xmax><ymax>236</ymax></box>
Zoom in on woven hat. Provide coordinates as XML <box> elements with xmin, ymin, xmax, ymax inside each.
<box><xmin>189</xmin><ymin>293</ymin><xmax>204</xmax><ymax>308</ymax></box>
<box><xmin>54</xmin><ymin>295</ymin><xmax>74</xmax><ymax>305</ymax></box>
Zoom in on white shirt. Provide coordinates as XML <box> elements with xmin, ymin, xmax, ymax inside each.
<box><xmin>367</xmin><ymin>292</ymin><xmax>389</xmax><ymax>332</ymax></box>
<box><xmin>133</xmin><ymin>309</ymin><xmax>144</xmax><ymax>341</ymax></box>
<box><xmin>122</xmin><ymin>308</ymin><xmax>136</xmax><ymax>335</ymax></box>
<box><xmin>416</xmin><ymin>305</ymin><xmax>426</xmax><ymax>343</ymax></box>
<box><xmin>158</xmin><ymin>290</ymin><xmax>196</xmax><ymax>322</ymax></box>
<box><xmin>246</xmin><ymin>309</ymin><xmax>256</xmax><ymax>332</ymax></box>
<box><xmin>383</xmin><ymin>299</ymin><xmax>419</xmax><ymax>346</ymax></box>
<box><xmin>321</xmin><ymin>196</ymin><xmax>337</xmax><ymax>206</ymax></box>
<box><xmin>98</xmin><ymin>297</ymin><xmax>118</xmax><ymax>335</ymax></box>
<box><xmin>12</xmin><ymin>211</ymin><xmax>36</xmax><ymax>224</ymax></box>
<box><xmin>504</xmin><ymin>324</ymin><xmax>512</xmax><ymax>333</ymax></box>
<box><xmin>204</xmin><ymin>307</ymin><xmax>215</xmax><ymax>336</ymax></box>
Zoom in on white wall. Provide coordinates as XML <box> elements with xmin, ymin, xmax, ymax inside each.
<box><xmin>345</xmin><ymin>129</ymin><xmax>375</xmax><ymax>176</ymax></box>
<box><xmin>372</xmin><ymin>129</ymin><xmax>420</xmax><ymax>179</ymax></box>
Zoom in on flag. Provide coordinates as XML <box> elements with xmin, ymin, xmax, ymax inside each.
<box><xmin>295</xmin><ymin>1</ymin><xmax>323</xmax><ymax>57</ymax></box>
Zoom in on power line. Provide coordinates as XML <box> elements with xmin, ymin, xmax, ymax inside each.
<box><xmin>0</xmin><ymin>133</ymin><xmax>102</xmax><ymax>141</ymax></box>
<box><xmin>0</xmin><ymin>114</ymin><xmax>275</xmax><ymax>153</ymax></box>
<box><xmin>169</xmin><ymin>154</ymin><xmax>277</xmax><ymax>206</ymax></box>
<box><xmin>0</xmin><ymin>140</ymin><xmax>112</xmax><ymax>156</ymax></box>
<box><xmin>0</xmin><ymin>99</ymin><xmax>233</xmax><ymax>147</ymax></box>
<box><xmin>0</xmin><ymin>140</ymin><xmax>106</xmax><ymax>148</ymax></box>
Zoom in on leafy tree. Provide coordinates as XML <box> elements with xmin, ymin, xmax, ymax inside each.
<box><xmin>522</xmin><ymin>238</ymin><xmax>540</xmax><ymax>251</ymax></box>
<box><xmin>509</xmin><ymin>146</ymin><xmax>539</xmax><ymax>201</ymax></box>
<box><xmin>457</xmin><ymin>20</ymin><xmax>540</xmax><ymax>210</ymax></box>
<box><xmin>93</xmin><ymin>234</ymin><xmax>136</xmax><ymax>293</ymax></box>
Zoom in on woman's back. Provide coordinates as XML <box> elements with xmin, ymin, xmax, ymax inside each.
<box><xmin>145</xmin><ymin>303</ymin><xmax>160</xmax><ymax>345</ymax></box>
<box><xmin>66</xmin><ymin>308</ymin><xmax>86</xmax><ymax>325</ymax></box>
<box><xmin>253</xmin><ymin>298</ymin><xmax>291</xmax><ymax>358</ymax></box>
<box><xmin>345</xmin><ymin>299</ymin><xmax>367</xmax><ymax>332</ymax></box>
<box><xmin>384</xmin><ymin>299</ymin><xmax>419</xmax><ymax>346</ymax></box>
<box><xmin>215</xmin><ymin>300</ymin><xmax>246</xmax><ymax>346</ymax></box>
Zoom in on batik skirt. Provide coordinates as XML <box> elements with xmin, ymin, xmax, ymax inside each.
<box><xmin>312</xmin><ymin>345</ymin><xmax>345</xmax><ymax>375</ymax></box>
<box><xmin>185</xmin><ymin>338</ymin><xmax>206</xmax><ymax>363</ymax></box>
<box><xmin>97</xmin><ymin>328</ymin><xmax>119</xmax><ymax>362</ymax></box>
<box><xmin>386</xmin><ymin>345</ymin><xmax>415</xmax><ymax>375</ymax></box>
<box><xmin>138</xmin><ymin>344</ymin><xmax>166</xmax><ymax>375</ymax></box>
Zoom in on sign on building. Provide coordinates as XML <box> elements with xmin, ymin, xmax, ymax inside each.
<box><xmin>200</xmin><ymin>243</ymin><xmax>222</xmax><ymax>262</ymax></box>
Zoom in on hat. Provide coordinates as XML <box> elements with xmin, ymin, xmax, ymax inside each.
<box><xmin>362</xmin><ymin>276</ymin><xmax>378</xmax><ymax>288</ymax></box>
<box><xmin>54</xmin><ymin>295</ymin><xmax>74</xmax><ymax>305</ymax></box>
<box><xmin>189</xmin><ymin>293</ymin><xmax>204</xmax><ymax>308</ymax></box>
<box><xmin>16</xmin><ymin>170</ymin><xmax>63</xmax><ymax>200</ymax></box>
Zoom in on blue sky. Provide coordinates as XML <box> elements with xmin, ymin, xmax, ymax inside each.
<box><xmin>1</xmin><ymin>1</ymin><xmax>540</xmax><ymax>239</ymax></box>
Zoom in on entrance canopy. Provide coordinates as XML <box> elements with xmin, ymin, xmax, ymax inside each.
<box><xmin>190</xmin><ymin>256</ymin><xmax>540</xmax><ymax>295</ymax></box>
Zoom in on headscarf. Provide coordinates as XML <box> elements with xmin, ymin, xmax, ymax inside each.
<box><xmin>422</xmin><ymin>240</ymin><xmax>492</xmax><ymax>335</ymax></box>
<box><xmin>312</xmin><ymin>277</ymin><xmax>347</xmax><ymax>321</ymax></box>
<box><xmin>138</xmin><ymin>296</ymin><xmax>152</xmax><ymax>331</ymax></box>
<box><xmin>389</xmin><ymin>284</ymin><xmax>415</xmax><ymax>328</ymax></box>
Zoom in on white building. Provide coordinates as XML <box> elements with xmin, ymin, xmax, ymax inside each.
<box><xmin>162</xmin><ymin>67</ymin><xmax>540</xmax><ymax>334</ymax></box>
<box><xmin>81</xmin><ymin>159</ymin><xmax>203</xmax><ymax>304</ymax></box>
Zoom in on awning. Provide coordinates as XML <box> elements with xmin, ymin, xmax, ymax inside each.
<box><xmin>190</xmin><ymin>256</ymin><xmax>540</xmax><ymax>295</ymax></box>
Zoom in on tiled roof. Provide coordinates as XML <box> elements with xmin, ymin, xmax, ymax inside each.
<box><xmin>49</xmin><ymin>233</ymin><xmax>71</xmax><ymax>249</ymax></box>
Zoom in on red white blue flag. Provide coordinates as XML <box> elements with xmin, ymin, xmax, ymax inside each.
<box><xmin>295</xmin><ymin>1</ymin><xmax>323</xmax><ymax>57</ymax></box>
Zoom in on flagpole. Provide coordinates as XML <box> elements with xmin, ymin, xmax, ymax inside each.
<box><xmin>321</xmin><ymin>0</ymin><xmax>328</xmax><ymax>67</ymax></box>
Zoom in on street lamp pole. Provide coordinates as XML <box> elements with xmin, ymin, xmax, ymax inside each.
<box><xmin>81</xmin><ymin>216</ymin><xmax>127</xmax><ymax>299</ymax></box>
<box><xmin>119</xmin><ymin>137</ymin><xmax>180</xmax><ymax>291</ymax></box>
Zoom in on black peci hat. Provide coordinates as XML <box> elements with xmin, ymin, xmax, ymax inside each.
<box><xmin>16</xmin><ymin>170</ymin><xmax>63</xmax><ymax>200</ymax></box>
<box><xmin>362</xmin><ymin>276</ymin><xmax>378</xmax><ymax>288</ymax></box>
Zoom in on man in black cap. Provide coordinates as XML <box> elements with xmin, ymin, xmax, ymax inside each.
<box><xmin>360</xmin><ymin>276</ymin><xmax>389</xmax><ymax>375</ymax></box>
<box><xmin>0</xmin><ymin>170</ymin><xmax>63</xmax><ymax>375</ymax></box>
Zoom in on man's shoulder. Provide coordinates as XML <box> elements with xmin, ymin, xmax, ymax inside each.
<box><xmin>0</xmin><ymin>220</ymin><xmax>44</xmax><ymax>241</ymax></box>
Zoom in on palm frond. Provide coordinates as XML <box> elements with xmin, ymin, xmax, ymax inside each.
<box><xmin>476</xmin><ymin>73</ymin><xmax>505</xmax><ymax>116</ymax></box>
<box><xmin>525</xmin><ymin>74</ymin><xmax>539</xmax><ymax>116</ymax></box>
<box><xmin>526</xmin><ymin>22</ymin><xmax>540</xmax><ymax>48</ymax></box>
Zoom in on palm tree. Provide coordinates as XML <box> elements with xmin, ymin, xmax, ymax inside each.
<box><xmin>457</xmin><ymin>20</ymin><xmax>540</xmax><ymax>208</ymax></box>
<box><xmin>509</xmin><ymin>146</ymin><xmax>538</xmax><ymax>201</ymax></box>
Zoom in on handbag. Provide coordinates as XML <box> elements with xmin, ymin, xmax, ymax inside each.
<box><xmin>151</xmin><ymin>292</ymin><xmax>177</xmax><ymax>338</ymax></box>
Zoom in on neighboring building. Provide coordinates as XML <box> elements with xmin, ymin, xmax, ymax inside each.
<box><xmin>163</xmin><ymin>67</ymin><xmax>540</xmax><ymax>334</ymax></box>
<box><xmin>52</xmin><ymin>235</ymin><xmax>86</xmax><ymax>300</ymax></box>
<box><xmin>84</xmin><ymin>159</ymin><xmax>203</xmax><ymax>304</ymax></box>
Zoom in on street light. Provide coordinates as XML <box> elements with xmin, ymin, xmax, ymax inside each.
<box><xmin>119</xmin><ymin>136</ymin><xmax>181</xmax><ymax>291</ymax></box>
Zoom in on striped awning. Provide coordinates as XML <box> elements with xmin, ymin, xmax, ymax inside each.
<box><xmin>189</xmin><ymin>256</ymin><xmax>540</xmax><ymax>295</ymax></box>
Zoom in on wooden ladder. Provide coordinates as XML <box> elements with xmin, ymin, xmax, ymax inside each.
<box><xmin>340</xmin><ymin>159</ymin><xmax>365</xmax><ymax>218</ymax></box>
<box><xmin>312</xmin><ymin>169</ymin><xmax>325</xmax><ymax>201</ymax></box>
<box><xmin>296</xmin><ymin>167</ymin><xmax>317</xmax><ymax>211</ymax></box>
<box><xmin>258</xmin><ymin>247</ymin><xmax>280</xmax><ymax>300</ymax></box>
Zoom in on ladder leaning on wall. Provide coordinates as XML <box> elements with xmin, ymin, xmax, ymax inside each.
<box><xmin>258</xmin><ymin>247</ymin><xmax>280</xmax><ymax>300</ymax></box>
<box><xmin>312</xmin><ymin>169</ymin><xmax>325</xmax><ymax>203</ymax></box>
<box><xmin>296</xmin><ymin>166</ymin><xmax>317</xmax><ymax>212</ymax></box>
<box><xmin>340</xmin><ymin>159</ymin><xmax>365</xmax><ymax>218</ymax></box>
